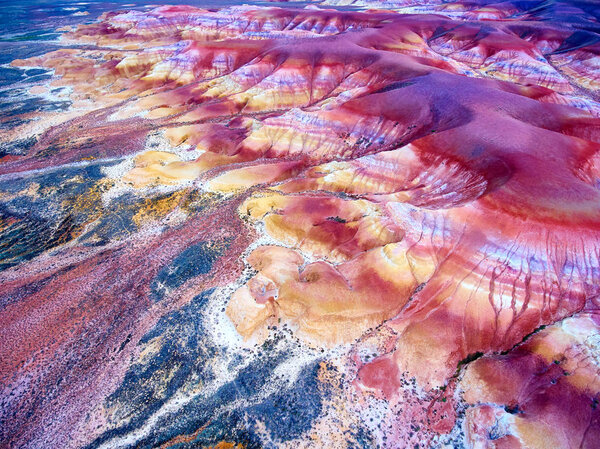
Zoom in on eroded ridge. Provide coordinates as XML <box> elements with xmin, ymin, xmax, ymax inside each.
<box><xmin>2</xmin><ymin>3</ymin><xmax>600</xmax><ymax>448</ymax></box>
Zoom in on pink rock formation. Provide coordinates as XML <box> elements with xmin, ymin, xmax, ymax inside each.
<box><xmin>3</xmin><ymin>2</ymin><xmax>600</xmax><ymax>448</ymax></box>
